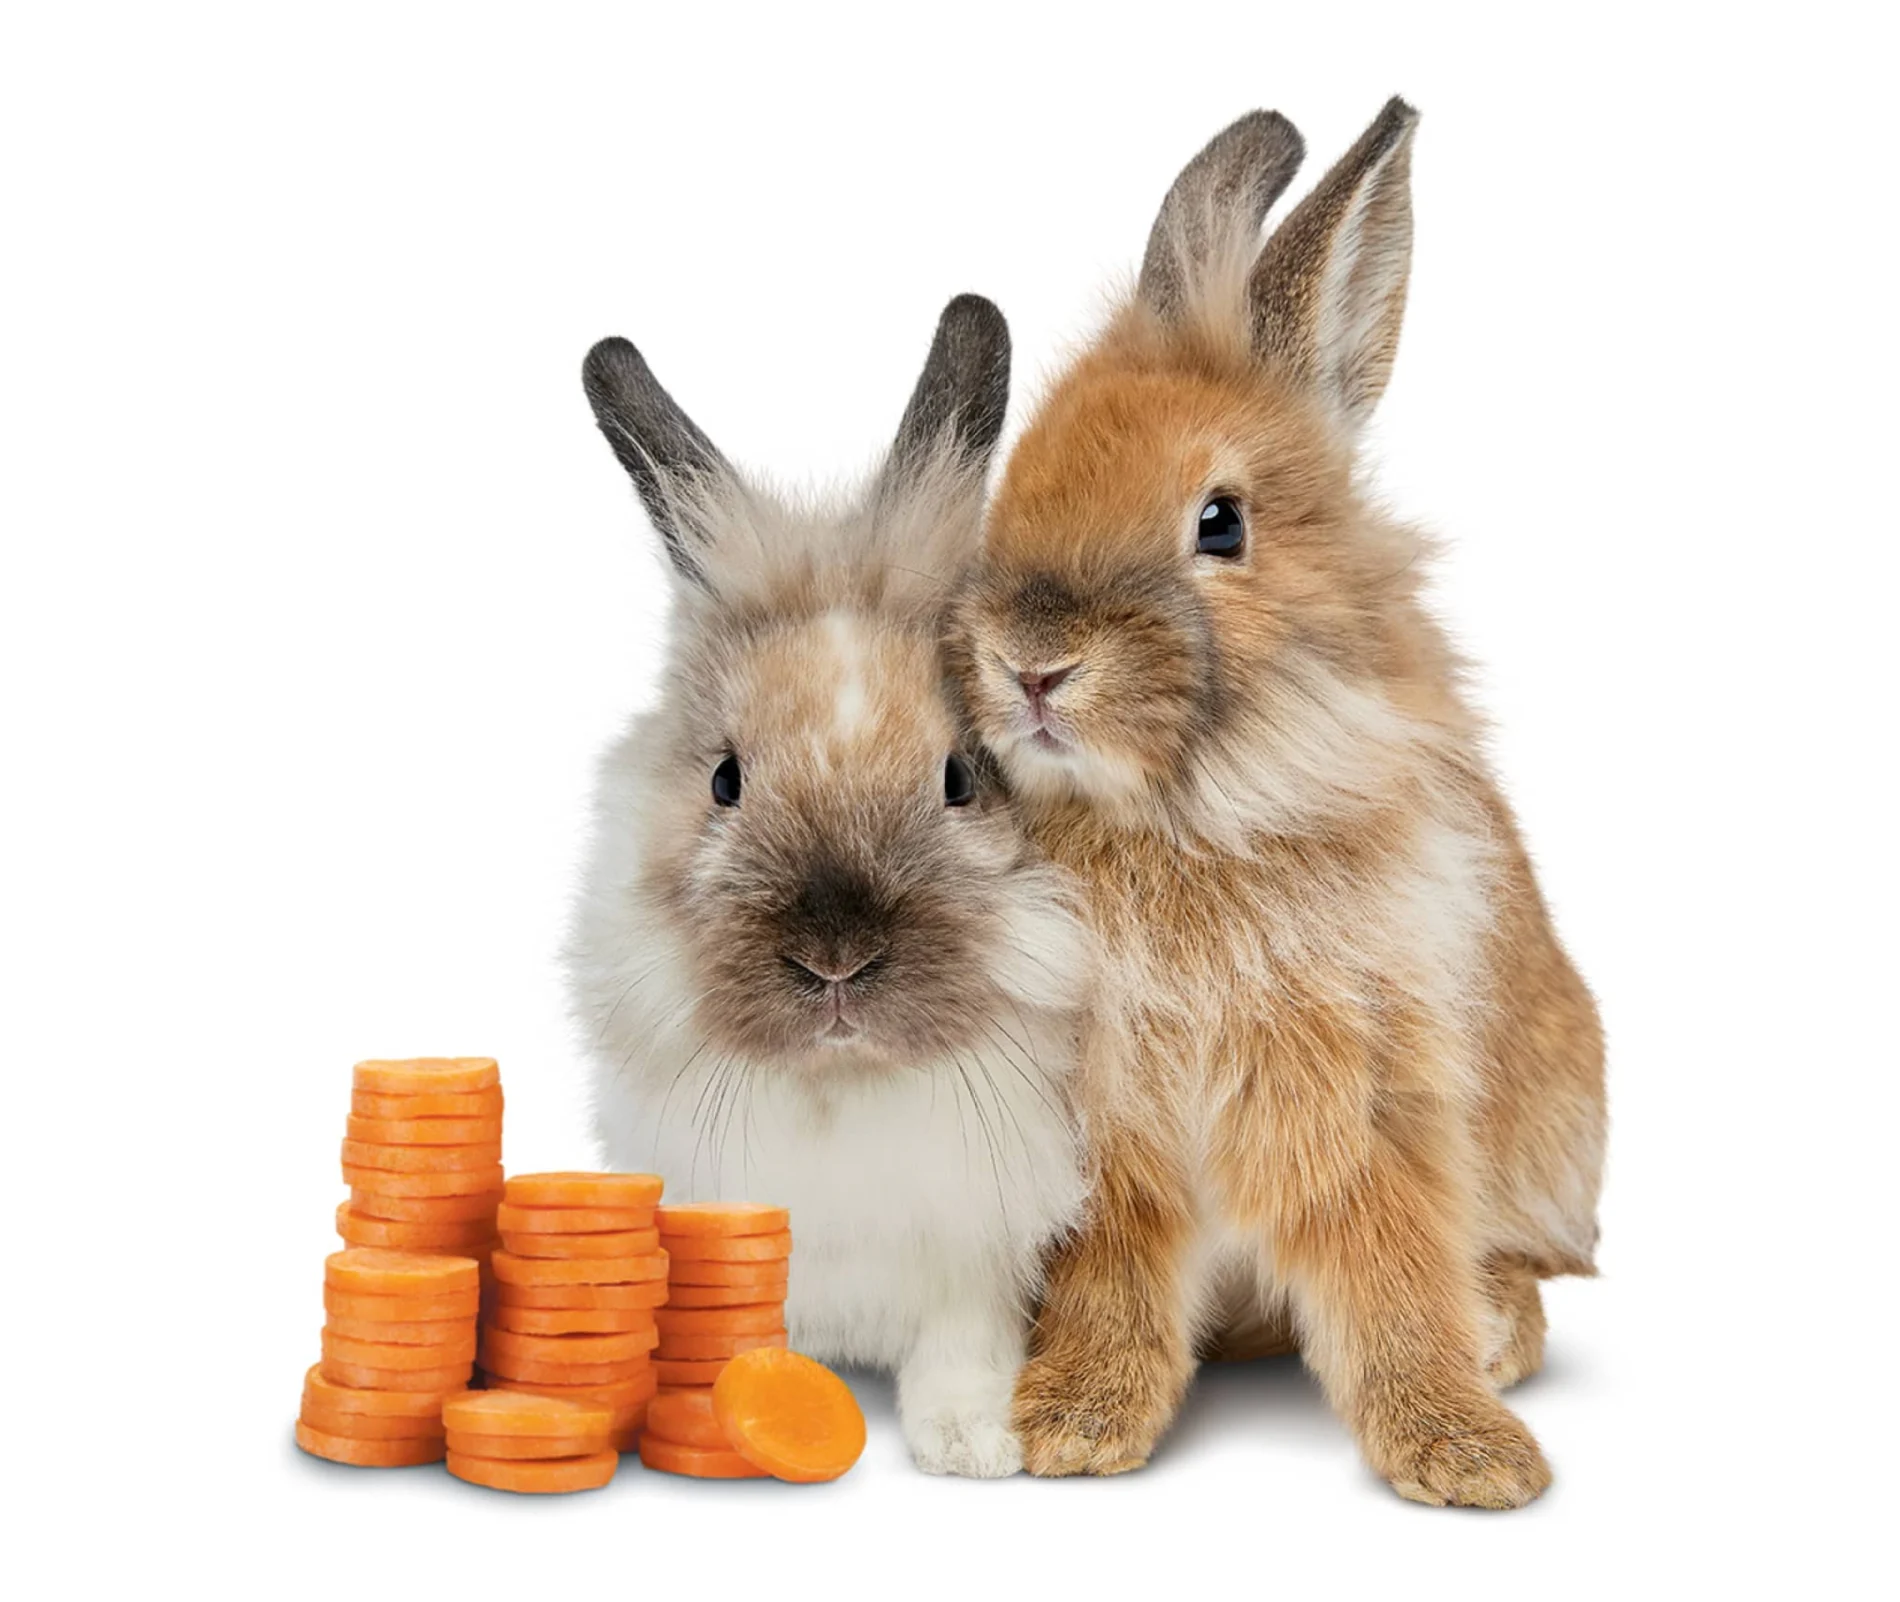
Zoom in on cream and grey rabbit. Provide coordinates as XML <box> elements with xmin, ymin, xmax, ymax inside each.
<box><xmin>567</xmin><ymin>296</ymin><xmax>1089</xmax><ymax>1476</ymax></box>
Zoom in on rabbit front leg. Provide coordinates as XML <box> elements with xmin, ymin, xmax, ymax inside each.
<box><xmin>896</xmin><ymin>1281</ymin><xmax>1031</xmax><ymax>1478</ymax></box>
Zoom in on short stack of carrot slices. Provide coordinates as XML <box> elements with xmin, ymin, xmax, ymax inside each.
<box><xmin>296</xmin><ymin>1248</ymin><xmax>480</xmax><ymax>1467</ymax></box>
<box><xmin>443</xmin><ymin>1389</ymin><xmax>620</xmax><ymax>1493</ymax></box>
<box><xmin>484</xmin><ymin>1172</ymin><xmax>666</xmax><ymax>1450</ymax></box>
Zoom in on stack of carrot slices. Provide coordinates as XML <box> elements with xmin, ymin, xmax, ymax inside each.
<box><xmin>443</xmin><ymin>1389</ymin><xmax>620</xmax><ymax>1493</ymax></box>
<box><xmin>297</xmin><ymin>1248</ymin><xmax>480</xmax><ymax>1467</ymax></box>
<box><xmin>483</xmin><ymin>1172</ymin><xmax>666</xmax><ymax>1450</ymax></box>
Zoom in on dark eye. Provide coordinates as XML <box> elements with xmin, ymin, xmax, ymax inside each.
<box><xmin>711</xmin><ymin>754</ymin><xmax>742</xmax><ymax>807</ymax></box>
<box><xmin>944</xmin><ymin>754</ymin><xmax>976</xmax><ymax>808</ymax></box>
<box><xmin>1196</xmin><ymin>495</ymin><xmax>1246</xmax><ymax>557</ymax></box>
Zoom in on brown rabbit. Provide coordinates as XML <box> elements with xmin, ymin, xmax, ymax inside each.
<box><xmin>948</xmin><ymin>99</ymin><xmax>1605</xmax><ymax>1506</ymax></box>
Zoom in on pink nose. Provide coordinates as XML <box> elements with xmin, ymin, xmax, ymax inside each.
<box><xmin>1018</xmin><ymin>664</ymin><xmax>1076</xmax><ymax>703</ymax></box>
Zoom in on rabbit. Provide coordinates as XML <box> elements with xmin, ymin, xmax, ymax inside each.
<box><xmin>947</xmin><ymin>100</ymin><xmax>1605</xmax><ymax>1506</ymax></box>
<box><xmin>566</xmin><ymin>294</ymin><xmax>1091</xmax><ymax>1477</ymax></box>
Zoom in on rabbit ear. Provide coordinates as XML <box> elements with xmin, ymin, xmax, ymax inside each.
<box><xmin>1249</xmin><ymin>97</ymin><xmax>1419</xmax><ymax>427</ymax></box>
<box><xmin>582</xmin><ymin>336</ymin><xmax>735</xmax><ymax>585</ymax></box>
<box><xmin>1138</xmin><ymin>111</ymin><xmax>1305</xmax><ymax>322</ymax></box>
<box><xmin>883</xmin><ymin>294</ymin><xmax>1011</xmax><ymax>486</ymax></box>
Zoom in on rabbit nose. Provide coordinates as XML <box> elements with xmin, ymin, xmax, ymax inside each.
<box><xmin>1018</xmin><ymin>663</ymin><xmax>1077</xmax><ymax>703</ymax></box>
<box><xmin>781</xmin><ymin>953</ymin><xmax>881</xmax><ymax>989</ymax></box>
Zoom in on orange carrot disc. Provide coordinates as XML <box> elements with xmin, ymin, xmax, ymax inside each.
<box><xmin>334</xmin><ymin>1203</ymin><xmax>497</xmax><ymax>1252</ymax></box>
<box><xmin>353</xmin><ymin>1086</ymin><xmax>502</xmax><ymax>1120</ymax></box>
<box><xmin>494</xmin><ymin>1280</ymin><xmax>668</xmax><ymax>1311</ymax></box>
<box><xmin>504</xmin><ymin>1172</ymin><xmax>663</xmax><ymax>1210</ymax></box>
<box><xmin>322</xmin><ymin>1328</ymin><xmax>478</xmax><ymax>1369</ymax></box>
<box><xmin>348</xmin><ymin>1187</ymin><xmax>501</xmax><ymax>1224</ymax></box>
<box><xmin>483</xmin><ymin>1326</ymin><xmax>657</xmax><ymax>1366</ymax></box>
<box><xmin>325</xmin><ymin>1247</ymin><xmax>480</xmax><ymax>1298</ymax></box>
<box><xmin>324</xmin><ymin>1285</ymin><xmax>480</xmax><ymax>1324</ymax></box>
<box><xmin>446</xmin><ymin>1449</ymin><xmax>618</xmax><ymax>1493</ymax></box>
<box><xmin>645</xmin><ymin>1389</ymin><xmax>730</xmax><ymax>1449</ymax></box>
<box><xmin>662</xmin><ymin>1283</ymin><xmax>788</xmax><ymax>1309</ymax></box>
<box><xmin>346</xmin><ymin>1114</ymin><xmax>505</xmax><ymax>1146</ymax></box>
<box><xmin>340</xmin><ymin>1139</ymin><xmax>502</xmax><ymax>1174</ymax></box>
<box><xmin>490</xmin><ymin>1304</ymin><xmax>657</xmax><ymax>1337</ymax></box>
<box><xmin>495</xmin><ymin>1202</ymin><xmax>654</xmax><ymax>1235</ymax></box>
<box><xmin>494</xmin><ymin>1371</ymin><xmax>658</xmax><ymax>1409</ymax></box>
<box><xmin>491</xmin><ymin>1249</ymin><xmax>667</xmax><ymax>1287</ymax></box>
<box><xmin>665</xmin><ymin>1259</ymin><xmax>791</xmax><ymax>1289</ymax></box>
<box><xmin>653</xmin><ymin>1303</ymin><xmax>787</xmax><ymax>1337</ymax></box>
<box><xmin>353</xmin><ymin>1057</ymin><xmax>499</xmax><ymax>1095</ymax></box>
<box><xmin>301</xmin><ymin>1366</ymin><xmax>459</xmax><ymax>1418</ymax></box>
<box><xmin>713</xmin><ymin>1348</ymin><xmax>866</xmax><ymax>1483</ymax></box>
<box><xmin>296</xmin><ymin>1420</ymin><xmax>447</xmax><ymax>1467</ymax></box>
<box><xmin>447</xmin><ymin>1430</ymin><xmax>612</xmax><ymax>1460</ymax></box>
<box><xmin>653</xmin><ymin>1357</ymin><xmax>735</xmax><ymax>1386</ymax></box>
<box><xmin>497</xmin><ymin>1228</ymin><xmax>660</xmax><ymax>1260</ymax></box>
<box><xmin>637</xmin><ymin>1435</ymin><xmax>768</xmax><ymax>1479</ymax></box>
<box><xmin>443</xmin><ymin>1389</ymin><xmax>611</xmax><ymax>1438</ymax></box>
<box><xmin>320</xmin><ymin>1356</ymin><xmax>474</xmax><ymax>1392</ymax></box>
<box><xmin>482</xmin><ymin>1351</ymin><xmax>653</xmax><ymax>1387</ymax></box>
<box><xmin>324</xmin><ymin>1313</ymin><xmax>473</xmax><ymax>1346</ymax></box>
<box><xmin>342</xmin><ymin>1162</ymin><xmax>504</xmax><ymax>1198</ymax></box>
<box><xmin>299</xmin><ymin>1399</ymin><xmax>446</xmax><ymax>1441</ymax></box>
<box><xmin>655</xmin><ymin>1202</ymin><xmax>789</xmax><ymax>1238</ymax></box>
<box><xmin>659</xmin><ymin>1230</ymin><xmax>791</xmax><ymax>1263</ymax></box>
<box><xmin>654</xmin><ymin>1329</ymin><xmax>786</xmax><ymax>1362</ymax></box>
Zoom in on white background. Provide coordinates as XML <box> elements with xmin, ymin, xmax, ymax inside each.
<box><xmin>3</xmin><ymin>3</ymin><xmax>1893</xmax><ymax>1595</ymax></box>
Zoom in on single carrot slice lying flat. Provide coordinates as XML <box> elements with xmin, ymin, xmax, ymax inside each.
<box><xmin>637</xmin><ymin>1435</ymin><xmax>769</xmax><ymax>1479</ymax></box>
<box><xmin>483</xmin><ymin>1352</ymin><xmax>652</xmax><ymax>1387</ymax></box>
<box><xmin>340</xmin><ymin>1139</ymin><xmax>502</xmax><ymax>1174</ymax></box>
<box><xmin>349</xmin><ymin>1187</ymin><xmax>501</xmax><ymax>1224</ymax></box>
<box><xmin>297</xmin><ymin>1420</ymin><xmax>447</xmax><ymax>1467</ymax></box>
<box><xmin>713</xmin><ymin>1348</ymin><xmax>866</xmax><ymax>1483</ymax></box>
<box><xmin>654</xmin><ymin>1329</ymin><xmax>786</xmax><ymax>1362</ymax></box>
<box><xmin>490</xmin><ymin>1304</ymin><xmax>657</xmax><ymax>1337</ymax></box>
<box><xmin>645</xmin><ymin>1389</ymin><xmax>730</xmax><ymax>1449</ymax></box>
<box><xmin>495</xmin><ymin>1371</ymin><xmax>658</xmax><ymax>1409</ymax></box>
<box><xmin>443</xmin><ymin>1388</ymin><xmax>611</xmax><ymax>1438</ymax></box>
<box><xmin>324</xmin><ymin>1313</ymin><xmax>473</xmax><ymax>1346</ymax></box>
<box><xmin>655</xmin><ymin>1202</ymin><xmax>789</xmax><ymax>1238</ymax></box>
<box><xmin>447</xmin><ymin>1448</ymin><xmax>618</xmax><ymax>1493</ymax></box>
<box><xmin>301</xmin><ymin>1366</ymin><xmax>458</xmax><ymax>1418</ymax></box>
<box><xmin>322</xmin><ymin>1328</ymin><xmax>478</xmax><ymax>1369</ymax></box>
<box><xmin>319</xmin><ymin>1357</ymin><xmax>474</xmax><ymax>1392</ymax></box>
<box><xmin>494</xmin><ymin>1280</ymin><xmax>668</xmax><ymax>1311</ymax></box>
<box><xmin>665</xmin><ymin>1259</ymin><xmax>790</xmax><ymax>1289</ymax></box>
<box><xmin>496</xmin><ymin>1202</ymin><xmax>654</xmax><ymax>1235</ymax></box>
<box><xmin>483</xmin><ymin>1326</ymin><xmax>657</xmax><ymax>1366</ymax></box>
<box><xmin>497</xmin><ymin>1227</ymin><xmax>661</xmax><ymax>1260</ymax></box>
<box><xmin>346</xmin><ymin>1114</ymin><xmax>505</xmax><ymax>1146</ymax></box>
<box><xmin>490</xmin><ymin>1249</ymin><xmax>667</xmax><ymax>1287</ymax></box>
<box><xmin>341</xmin><ymin>1162</ymin><xmax>504</xmax><ymax>1198</ymax></box>
<box><xmin>504</xmin><ymin>1172</ymin><xmax>663</xmax><ymax>1210</ymax></box>
<box><xmin>335</xmin><ymin>1203</ymin><xmax>496</xmax><ymax>1252</ymax></box>
<box><xmin>324</xmin><ymin>1285</ymin><xmax>480</xmax><ymax>1324</ymax></box>
<box><xmin>659</xmin><ymin>1230</ymin><xmax>791</xmax><ymax>1263</ymax></box>
<box><xmin>662</xmin><ymin>1282</ymin><xmax>789</xmax><ymax>1309</ymax></box>
<box><xmin>353</xmin><ymin>1086</ymin><xmax>502</xmax><ymax>1120</ymax></box>
<box><xmin>299</xmin><ymin>1399</ymin><xmax>446</xmax><ymax>1441</ymax></box>
<box><xmin>353</xmin><ymin>1057</ymin><xmax>499</xmax><ymax>1096</ymax></box>
<box><xmin>325</xmin><ymin>1248</ymin><xmax>480</xmax><ymax>1298</ymax></box>
<box><xmin>447</xmin><ymin>1430</ymin><xmax>611</xmax><ymax>1460</ymax></box>
<box><xmin>653</xmin><ymin>1303</ymin><xmax>787</xmax><ymax>1337</ymax></box>
<box><xmin>653</xmin><ymin>1357</ymin><xmax>737</xmax><ymax>1387</ymax></box>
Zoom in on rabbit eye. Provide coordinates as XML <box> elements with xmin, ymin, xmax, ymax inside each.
<box><xmin>944</xmin><ymin>754</ymin><xmax>976</xmax><ymax>808</ymax></box>
<box><xmin>711</xmin><ymin>754</ymin><xmax>742</xmax><ymax>807</ymax></box>
<box><xmin>1196</xmin><ymin>495</ymin><xmax>1246</xmax><ymax>557</ymax></box>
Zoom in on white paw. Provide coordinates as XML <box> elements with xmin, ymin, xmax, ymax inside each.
<box><xmin>905</xmin><ymin>1403</ymin><xmax>1024</xmax><ymax>1478</ymax></box>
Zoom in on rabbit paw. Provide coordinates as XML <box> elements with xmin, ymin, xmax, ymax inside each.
<box><xmin>904</xmin><ymin>1401</ymin><xmax>1023</xmax><ymax>1478</ymax></box>
<box><xmin>1012</xmin><ymin>1350</ymin><xmax>1178</xmax><ymax>1477</ymax></box>
<box><xmin>1383</xmin><ymin>1405</ymin><xmax>1551</xmax><ymax>1509</ymax></box>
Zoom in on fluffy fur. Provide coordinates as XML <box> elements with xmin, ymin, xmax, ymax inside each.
<box><xmin>567</xmin><ymin>297</ymin><xmax>1091</xmax><ymax>1476</ymax></box>
<box><xmin>948</xmin><ymin>101</ymin><xmax>1605</xmax><ymax>1505</ymax></box>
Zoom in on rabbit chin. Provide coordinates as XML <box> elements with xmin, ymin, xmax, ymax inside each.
<box><xmin>990</xmin><ymin>722</ymin><xmax>1153</xmax><ymax>810</ymax></box>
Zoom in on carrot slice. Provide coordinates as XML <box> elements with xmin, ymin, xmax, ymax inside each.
<box><xmin>443</xmin><ymin>1389</ymin><xmax>611</xmax><ymax>1437</ymax></box>
<box><xmin>482</xmin><ymin>1351</ymin><xmax>653</xmax><ymax>1387</ymax></box>
<box><xmin>326</xmin><ymin>1248</ymin><xmax>480</xmax><ymax>1297</ymax></box>
<box><xmin>665</xmin><ymin>1259</ymin><xmax>790</xmax><ymax>1289</ymax></box>
<box><xmin>447</xmin><ymin>1430</ymin><xmax>612</xmax><ymax>1460</ymax></box>
<box><xmin>483</xmin><ymin>1326</ymin><xmax>657</xmax><ymax>1366</ymax></box>
<box><xmin>653</xmin><ymin>1357</ymin><xmax>737</xmax><ymax>1386</ymax></box>
<box><xmin>348</xmin><ymin>1188</ymin><xmax>501</xmax><ymax>1224</ymax></box>
<box><xmin>353</xmin><ymin>1057</ymin><xmax>499</xmax><ymax>1095</ymax></box>
<box><xmin>662</xmin><ymin>1283</ymin><xmax>788</xmax><ymax>1309</ymax></box>
<box><xmin>659</xmin><ymin>1230</ymin><xmax>791</xmax><ymax>1263</ymax></box>
<box><xmin>491</xmin><ymin>1304</ymin><xmax>657</xmax><ymax>1337</ymax></box>
<box><xmin>447</xmin><ymin>1449</ymin><xmax>617</xmax><ymax>1493</ymax></box>
<box><xmin>491</xmin><ymin>1249</ymin><xmax>667</xmax><ymax>1287</ymax></box>
<box><xmin>504</xmin><ymin>1172</ymin><xmax>663</xmax><ymax>1209</ymax></box>
<box><xmin>655</xmin><ymin>1202</ymin><xmax>789</xmax><ymax>1238</ymax></box>
<box><xmin>340</xmin><ymin>1139</ymin><xmax>502</xmax><ymax>1174</ymax></box>
<box><xmin>645</xmin><ymin>1389</ymin><xmax>730</xmax><ymax>1449</ymax></box>
<box><xmin>296</xmin><ymin>1420</ymin><xmax>447</xmax><ymax>1467</ymax></box>
<box><xmin>497</xmin><ymin>1228</ymin><xmax>660</xmax><ymax>1260</ymax></box>
<box><xmin>495</xmin><ymin>1202</ymin><xmax>654</xmax><ymax>1235</ymax></box>
<box><xmin>322</xmin><ymin>1328</ymin><xmax>479</xmax><ymax>1369</ymax></box>
<box><xmin>637</xmin><ymin>1435</ymin><xmax>768</xmax><ymax>1479</ymax></box>
<box><xmin>320</xmin><ymin>1356</ymin><xmax>474</xmax><ymax>1392</ymax></box>
<box><xmin>324</xmin><ymin>1312</ymin><xmax>473</xmax><ymax>1346</ymax></box>
<box><xmin>654</xmin><ymin>1329</ymin><xmax>786</xmax><ymax>1362</ymax></box>
<box><xmin>494</xmin><ymin>1280</ymin><xmax>668</xmax><ymax>1311</ymax></box>
<box><xmin>341</xmin><ymin>1163</ymin><xmax>503</xmax><ymax>1198</ymax></box>
<box><xmin>655</xmin><ymin>1384</ymin><xmax>715</xmax><ymax>1397</ymax></box>
<box><xmin>335</xmin><ymin>1203</ymin><xmax>496</xmax><ymax>1251</ymax></box>
<box><xmin>301</xmin><ymin>1366</ymin><xmax>460</xmax><ymax>1418</ymax></box>
<box><xmin>299</xmin><ymin>1399</ymin><xmax>447</xmax><ymax>1441</ymax></box>
<box><xmin>353</xmin><ymin>1087</ymin><xmax>502</xmax><ymax>1120</ymax></box>
<box><xmin>713</xmin><ymin>1348</ymin><xmax>866</xmax><ymax>1483</ymax></box>
<box><xmin>493</xmin><ymin>1371</ymin><xmax>658</xmax><ymax>1408</ymax></box>
<box><xmin>325</xmin><ymin>1285</ymin><xmax>480</xmax><ymax>1323</ymax></box>
<box><xmin>653</xmin><ymin>1303</ymin><xmax>787</xmax><ymax>1337</ymax></box>
<box><xmin>346</xmin><ymin>1114</ymin><xmax>505</xmax><ymax>1146</ymax></box>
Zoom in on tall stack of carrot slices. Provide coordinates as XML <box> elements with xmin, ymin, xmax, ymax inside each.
<box><xmin>443</xmin><ymin>1388</ymin><xmax>620</xmax><ymax>1493</ymax></box>
<box><xmin>640</xmin><ymin>1202</ymin><xmax>790</xmax><ymax>1477</ymax></box>
<box><xmin>484</xmin><ymin>1172</ymin><xmax>666</xmax><ymax>1451</ymax></box>
<box><xmin>338</xmin><ymin>1059</ymin><xmax>504</xmax><ymax>1293</ymax></box>
<box><xmin>296</xmin><ymin>1248</ymin><xmax>480</xmax><ymax>1466</ymax></box>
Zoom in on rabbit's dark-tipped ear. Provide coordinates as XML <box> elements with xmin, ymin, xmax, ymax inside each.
<box><xmin>1138</xmin><ymin>111</ymin><xmax>1305</xmax><ymax>322</ymax></box>
<box><xmin>582</xmin><ymin>336</ymin><xmax>733</xmax><ymax>584</ymax></box>
<box><xmin>885</xmin><ymin>294</ymin><xmax>1011</xmax><ymax>483</ymax></box>
<box><xmin>1250</xmin><ymin>97</ymin><xmax>1420</xmax><ymax>428</ymax></box>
